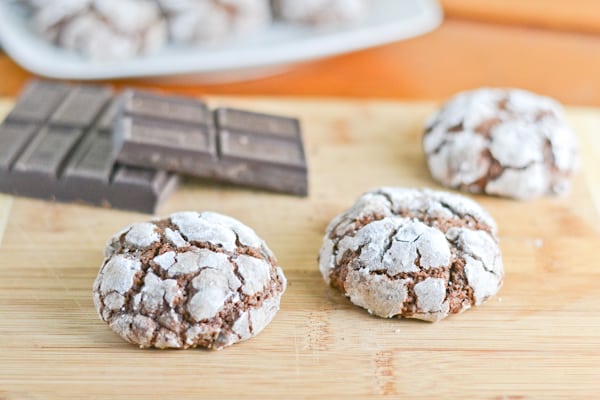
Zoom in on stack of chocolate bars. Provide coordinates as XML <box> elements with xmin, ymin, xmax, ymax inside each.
<box><xmin>0</xmin><ymin>81</ymin><xmax>308</xmax><ymax>213</ymax></box>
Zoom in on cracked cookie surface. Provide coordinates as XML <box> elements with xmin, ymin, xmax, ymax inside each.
<box><xmin>423</xmin><ymin>88</ymin><xmax>579</xmax><ymax>199</ymax></box>
<box><xmin>272</xmin><ymin>0</ymin><xmax>369</xmax><ymax>26</ymax></box>
<box><xmin>319</xmin><ymin>188</ymin><xmax>503</xmax><ymax>321</ymax></box>
<box><xmin>29</xmin><ymin>0</ymin><xmax>167</xmax><ymax>60</ymax></box>
<box><xmin>157</xmin><ymin>0</ymin><xmax>271</xmax><ymax>45</ymax></box>
<box><xmin>93</xmin><ymin>211</ymin><xmax>287</xmax><ymax>350</ymax></box>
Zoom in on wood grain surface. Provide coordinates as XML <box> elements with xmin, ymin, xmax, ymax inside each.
<box><xmin>0</xmin><ymin>97</ymin><xmax>599</xmax><ymax>399</ymax></box>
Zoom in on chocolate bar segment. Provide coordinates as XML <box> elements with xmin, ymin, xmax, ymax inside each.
<box><xmin>7</xmin><ymin>80</ymin><xmax>70</xmax><ymax>123</ymax></box>
<box><xmin>113</xmin><ymin>90</ymin><xmax>217</xmax><ymax>174</ymax></box>
<box><xmin>216</xmin><ymin>108</ymin><xmax>300</xmax><ymax>139</ymax></box>
<box><xmin>61</xmin><ymin>129</ymin><xmax>116</xmax><ymax>204</ymax></box>
<box><xmin>120</xmin><ymin>89</ymin><xmax>211</xmax><ymax>126</ymax></box>
<box><xmin>0</xmin><ymin>122</ymin><xmax>39</xmax><ymax>169</ymax></box>
<box><xmin>14</xmin><ymin>126</ymin><xmax>85</xmax><ymax>178</ymax></box>
<box><xmin>220</xmin><ymin>130</ymin><xmax>306</xmax><ymax>167</ymax></box>
<box><xmin>0</xmin><ymin>80</ymin><xmax>178</xmax><ymax>213</ymax></box>
<box><xmin>64</xmin><ymin>129</ymin><xmax>115</xmax><ymax>184</ymax></box>
<box><xmin>49</xmin><ymin>85</ymin><xmax>113</xmax><ymax>128</ymax></box>
<box><xmin>118</xmin><ymin>116</ymin><xmax>215</xmax><ymax>154</ymax></box>
<box><xmin>109</xmin><ymin>166</ymin><xmax>177</xmax><ymax>213</ymax></box>
<box><xmin>114</xmin><ymin>91</ymin><xmax>308</xmax><ymax>196</ymax></box>
<box><xmin>97</xmin><ymin>98</ymin><xmax>121</xmax><ymax>132</ymax></box>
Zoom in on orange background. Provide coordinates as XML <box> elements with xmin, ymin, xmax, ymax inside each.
<box><xmin>2</xmin><ymin>0</ymin><xmax>600</xmax><ymax>106</ymax></box>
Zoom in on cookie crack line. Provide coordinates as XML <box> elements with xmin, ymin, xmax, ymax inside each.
<box><xmin>364</xmin><ymin>264</ymin><xmax>450</xmax><ymax>282</ymax></box>
<box><xmin>437</xmin><ymin>200</ymin><xmax>461</xmax><ymax>219</ymax></box>
<box><xmin>427</xmin><ymin>138</ymin><xmax>451</xmax><ymax>156</ymax></box>
<box><xmin>380</xmin><ymin>224</ymin><xmax>403</xmax><ymax>263</ymax></box>
<box><xmin>449</xmin><ymin>239</ymin><xmax>501</xmax><ymax>278</ymax></box>
<box><xmin>373</xmin><ymin>190</ymin><xmax>395</xmax><ymax>211</ymax></box>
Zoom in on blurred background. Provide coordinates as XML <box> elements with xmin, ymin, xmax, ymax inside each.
<box><xmin>1</xmin><ymin>0</ymin><xmax>600</xmax><ymax>106</ymax></box>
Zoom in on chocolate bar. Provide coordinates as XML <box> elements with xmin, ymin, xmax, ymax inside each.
<box><xmin>114</xmin><ymin>90</ymin><xmax>308</xmax><ymax>196</ymax></box>
<box><xmin>0</xmin><ymin>81</ymin><xmax>178</xmax><ymax>213</ymax></box>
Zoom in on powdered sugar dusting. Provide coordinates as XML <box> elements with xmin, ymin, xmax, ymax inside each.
<box><xmin>414</xmin><ymin>278</ymin><xmax>448</xmax><ymax>315</ymax></box>
<box><xmin>424</xmin><ymin>88</ymin><xmax>579</xmax><ymax>199</ymax></box>
<box><xmin>171</xmin><ymin>211</ymin><xmax>237</xmax><ymax>251</ymax></box>
<box><xmin>98</xmin><ymin>255</ymin><xmax>142</xmax><ymax>295</ymax></box>
<box><xmin>189</xmin><ymin>269</ymin><xmax>237</xmax><ymax>321</ymax></box>
<box><xmin>345</xmin><ymin>270</ymin><xmax>409</xmax><ymax>318</ymax></box>
<box><xmin>164</xmin><ymin>227</ymin><xmax>189</xmax><ymax>248</ymax></box>
<box><xmin>236</xmin><ymin>255</ymin><xmax>272</xmax><ymax>296</ymax></box>
<box><xmin>125</xmin><ymin>222</ymin><xmax>159</xmax><ymax>248</ymax></box>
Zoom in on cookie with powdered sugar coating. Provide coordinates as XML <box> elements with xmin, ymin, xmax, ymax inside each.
<box><xmin>423</xmin><ymin>88</ymin><xmax>579</xmax><ymax>199</ymax></box>
<box><xmin>31</xmin><ymin>0</ymin><xmax>167</xmax><ymax>60</ymax></box>
<box><xmin>319</xmin><ymin>187</ymin><xmax>503</xmax><ymax>322</ymax></box>
<box><xmin>158</xmin><ymin>0</ymin><xmax>271</xmax><ymax>44</ymax></box>
<box><xmin>93</xmin><ymin>211</ymin><xmax>287</xmax><ymax>350</ymax></box>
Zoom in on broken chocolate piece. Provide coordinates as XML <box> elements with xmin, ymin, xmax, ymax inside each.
<box><xmin>114</xmin><ymin>90</ymin><xmax>308</xmax><ymax>196</ymax></box>
<box><xmin>0</xmin><ymin>80</ymin><xmax>178</xmax><ymax>213</ymax></box>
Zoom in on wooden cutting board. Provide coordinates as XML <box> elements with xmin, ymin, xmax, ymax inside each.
<box><xmin>0</xmin><ymin>97</ymin><xmax>599</xmax><ymax>399</ymax></box>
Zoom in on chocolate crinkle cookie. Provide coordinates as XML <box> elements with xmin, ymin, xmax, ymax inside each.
<box><xmin>319</xmin><ymin>188</ymin><xmax>503</xmax><ymax>322</ymax></box>
<box><xmin>157</xmin><ymin>0</ymin><xmax>271</xmax><ymax>44</ymax></box>
<box><xmin>93</xmin><ymin>211</ymin><xmax>287</xmax><ymax>350</ymax></box>
<box><xmin>29</xmin><ymin>0</ymin><xmax>167</xmax><ymax>60</ymax></box>
<box><xmin>424</xmin><ymin>88</ymin><xmax>579</xmax><ymax>200</ymax></box>
<box><xmin>272</xmin><ymin>0</ymin><xmax>370</xmax><ymax>27</ymax></box>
